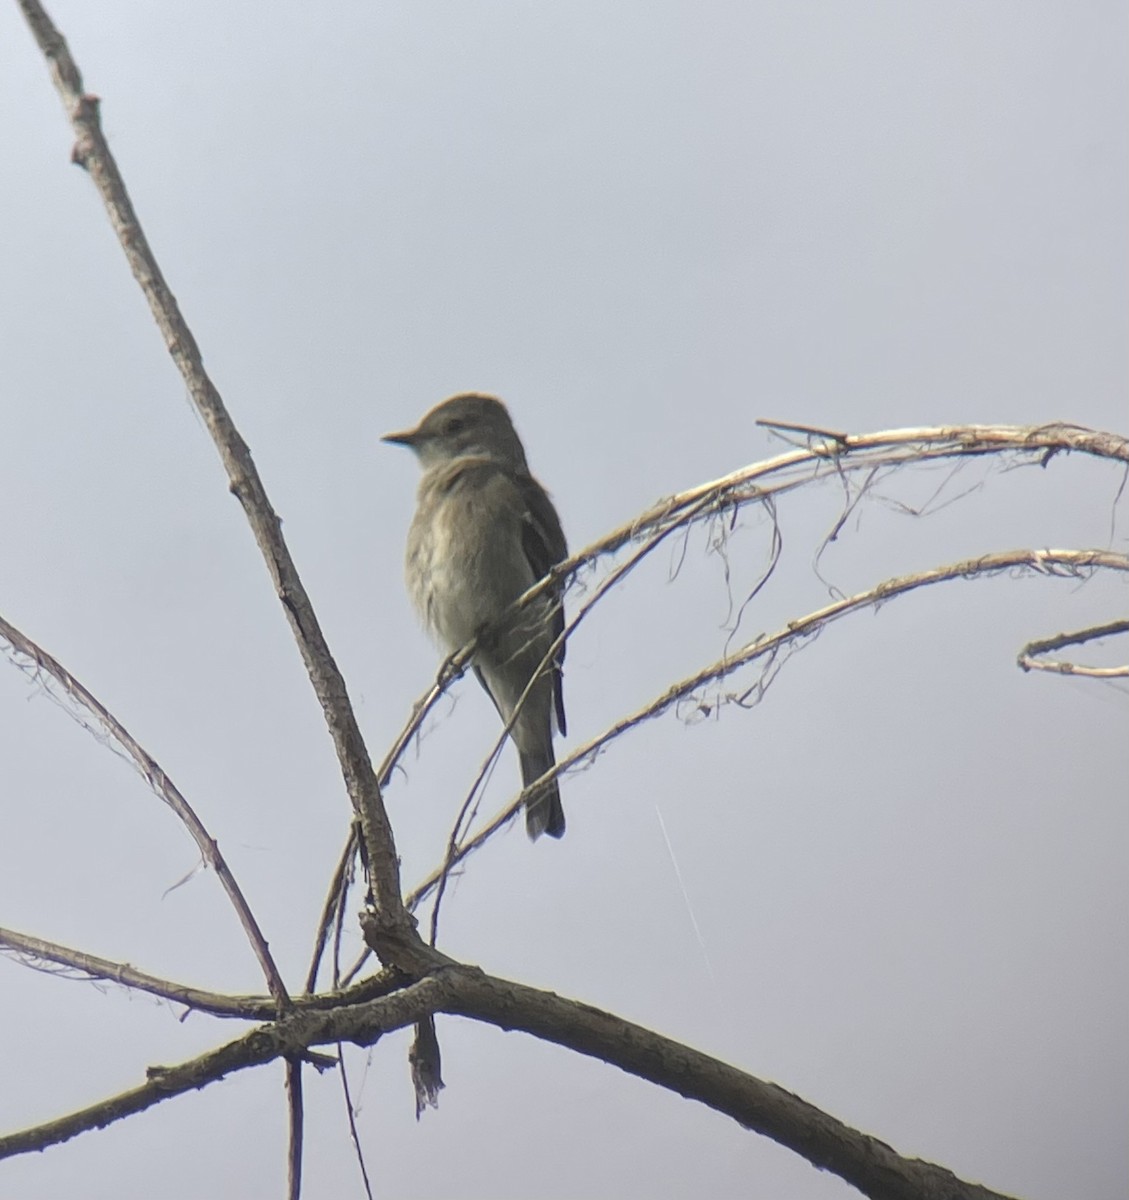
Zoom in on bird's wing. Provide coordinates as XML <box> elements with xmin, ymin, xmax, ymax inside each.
<box><xmin>515</xmin><ymin>472</ymin><xmax>569</xmax><ymax>737</ymax></box>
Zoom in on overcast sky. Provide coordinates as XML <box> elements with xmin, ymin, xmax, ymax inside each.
<box><xmin>1</xmin><ymin>3</ymin><xmax>1126</xmax><ymax>1198</ymax></box>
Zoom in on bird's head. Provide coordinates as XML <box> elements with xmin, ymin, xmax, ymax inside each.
<box><xmin>382</xmin><ymin>393</ymin><xmax>529</xmax><ymax>472</ymax></box>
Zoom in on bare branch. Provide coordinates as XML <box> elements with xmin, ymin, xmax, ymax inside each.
<box><xmin>286</xmin><ymin>1059</ymin><xmax>304</xmax><ymax>1200</ymax></box>
<box><xmin>0</xmin><ymin>965</ymin><xmax>1022</xmax><ymax>1198</ymax></box>
<box><xmin>0</xmin><ymin>615</ymin><xmax>289</xmax><ymax>1009</ymax></box>
<box><xmin>338</xmin><ymin>1048</ymin><xmax>375</xmax><ymax>1200</ymax></box>
<box><xmin>15</xmin><ymin>0</ymin><xmax>413</xmax><ymax>952</ymax></box>
<box><xmin>557</xmin><ymin>424</ymin><xmax>1127</xmax><ymax>604</ymax></box>
<box><xmin>0</xmin><ymin>976</ymin><xmax>445</xmax><ymax>1161</ymax></box>
<box><xmin>304</xmin><ymin>824</ymin><xmax>360</xmax><ymax>994</ymax></box>
<box><xmin>447</xmin><ymin>970</ymin><xmax>1020</xmax><ymax>1200</ymax></box>
<box><xmin>1018</xmin><ymin>618</ymin><xmax>1129</xmax><ymax>678</ymax></box>
<box><xmin>0</xmin><ymin>924</ymin><xmax>272</xmax><ymax>1019</ymax></box>
<box><xmin>0</xmin><ymin>924</ymin><xmax>412</xmax><ymax>1021</ymax></box>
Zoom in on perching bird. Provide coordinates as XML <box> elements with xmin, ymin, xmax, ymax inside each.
<box><xmin>383</xmin><ymin>393</ymin><xmax>568</xmax><ymax>839</ymax></box>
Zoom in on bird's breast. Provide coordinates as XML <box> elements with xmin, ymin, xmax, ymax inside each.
<box><xmin>405</xmin><ymin>467</ymin><xmax>536</xmax><ymax>654</ymax></box>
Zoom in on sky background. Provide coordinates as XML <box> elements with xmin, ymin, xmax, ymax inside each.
<box><xmin>1</xmin><ymin>3</ymin><xmax>1126</xmax><ymax>1198</ymax></box>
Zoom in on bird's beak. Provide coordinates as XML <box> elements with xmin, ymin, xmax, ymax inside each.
<box><xmin>381</xmin><ymin>426</ymin><xmax>420</xmax><ymax>449</ymax></box>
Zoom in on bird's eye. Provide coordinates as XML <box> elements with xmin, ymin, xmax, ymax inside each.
<box><xmin>443</xmin><ymin>417</ymin><xmax>465</xmax><ymax>435</ymax></box>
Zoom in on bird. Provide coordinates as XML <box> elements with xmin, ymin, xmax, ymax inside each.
<box><xmin>382</xmin><ymin>393</ymin><xmax>569</xmax><ymax>839</ymax></box>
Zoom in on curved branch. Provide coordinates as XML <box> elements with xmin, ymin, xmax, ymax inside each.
<box><xmin>1018</xmin><ymin>618</ymin><xmax>1129</xmax><ymax>678</ymax></box>
<box><xmin>377</xmin><ymin>427</ymin><xmax>1128</xmax><ymax>863</ymax></box>
<box><xmin>405</xmin><ymin>547</ymin><xmax>1129</xmax><ymax>909</ymax></box>
<box><xmin>447</xmin><ymin>970</ymin><xmax>1018</xmax><ymax>1200</ymax></box>
<box><xmin>0</xmin><ymin>616</ymin><xmax>289</xmax><ymax>1009</ymax></box>
<box><xmin>373</xmin><ymin>423</ymin><xmax>1128</xmax><ymax>837</ymax></box>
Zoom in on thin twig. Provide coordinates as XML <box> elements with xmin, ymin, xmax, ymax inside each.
<box><xmin>286</xmin><ymin>1058</ymin><xmax>304</xmax><ymax>1200</ymax></box>
<box><xmin>0</xmin><ymin>924</ymin><xmax>411</xmax><ymax>1020</ymax></box>
<box><xmin>338</xmin><ymin>1047</ymin><xmax>375</xmax><ymax>1200</ymax></box>
<box><xmin>304</xmin><ymin>824</ymin><xmax>358</xmax><ymax>994</ymax></box>
<box><xmin>756</xmin><ymin>417</ymin><xmax>850</xmax><ymax>444</ymax></box>
<box><xmin>0</xmin><ymin>924</ymin><xmax>274</xmax><ymax>1019</ymax></box>
<box><xmin>404</xmin><ymin>546</ymin><xmax>1129</xmax><ymax>910</ymax></box>
<box><xmin>1018</xmin><ymin>618</ymin><xmax>1129</xmax><ymax>677</ymax></box>
<box><xmin>722</xmin><ymin>492</ymin><xmax>783</xmax><ymax>654</ymax></box>
<box><xmin>0</xmin><ymin>615</ymin><xmax>290</xmax><ymax>1010</ymax></box>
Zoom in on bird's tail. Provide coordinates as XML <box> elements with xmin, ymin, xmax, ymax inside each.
<box><xmin>521</xmin><ymin>748</ymin><xmax>565</xmax><ymax>840</ymax></box>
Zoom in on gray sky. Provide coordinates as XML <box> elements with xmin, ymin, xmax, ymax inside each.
<box><xmin>1</xmin><ymin>3</ymin><xmax>1126</xmax><ymax>1197</ymax></box>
